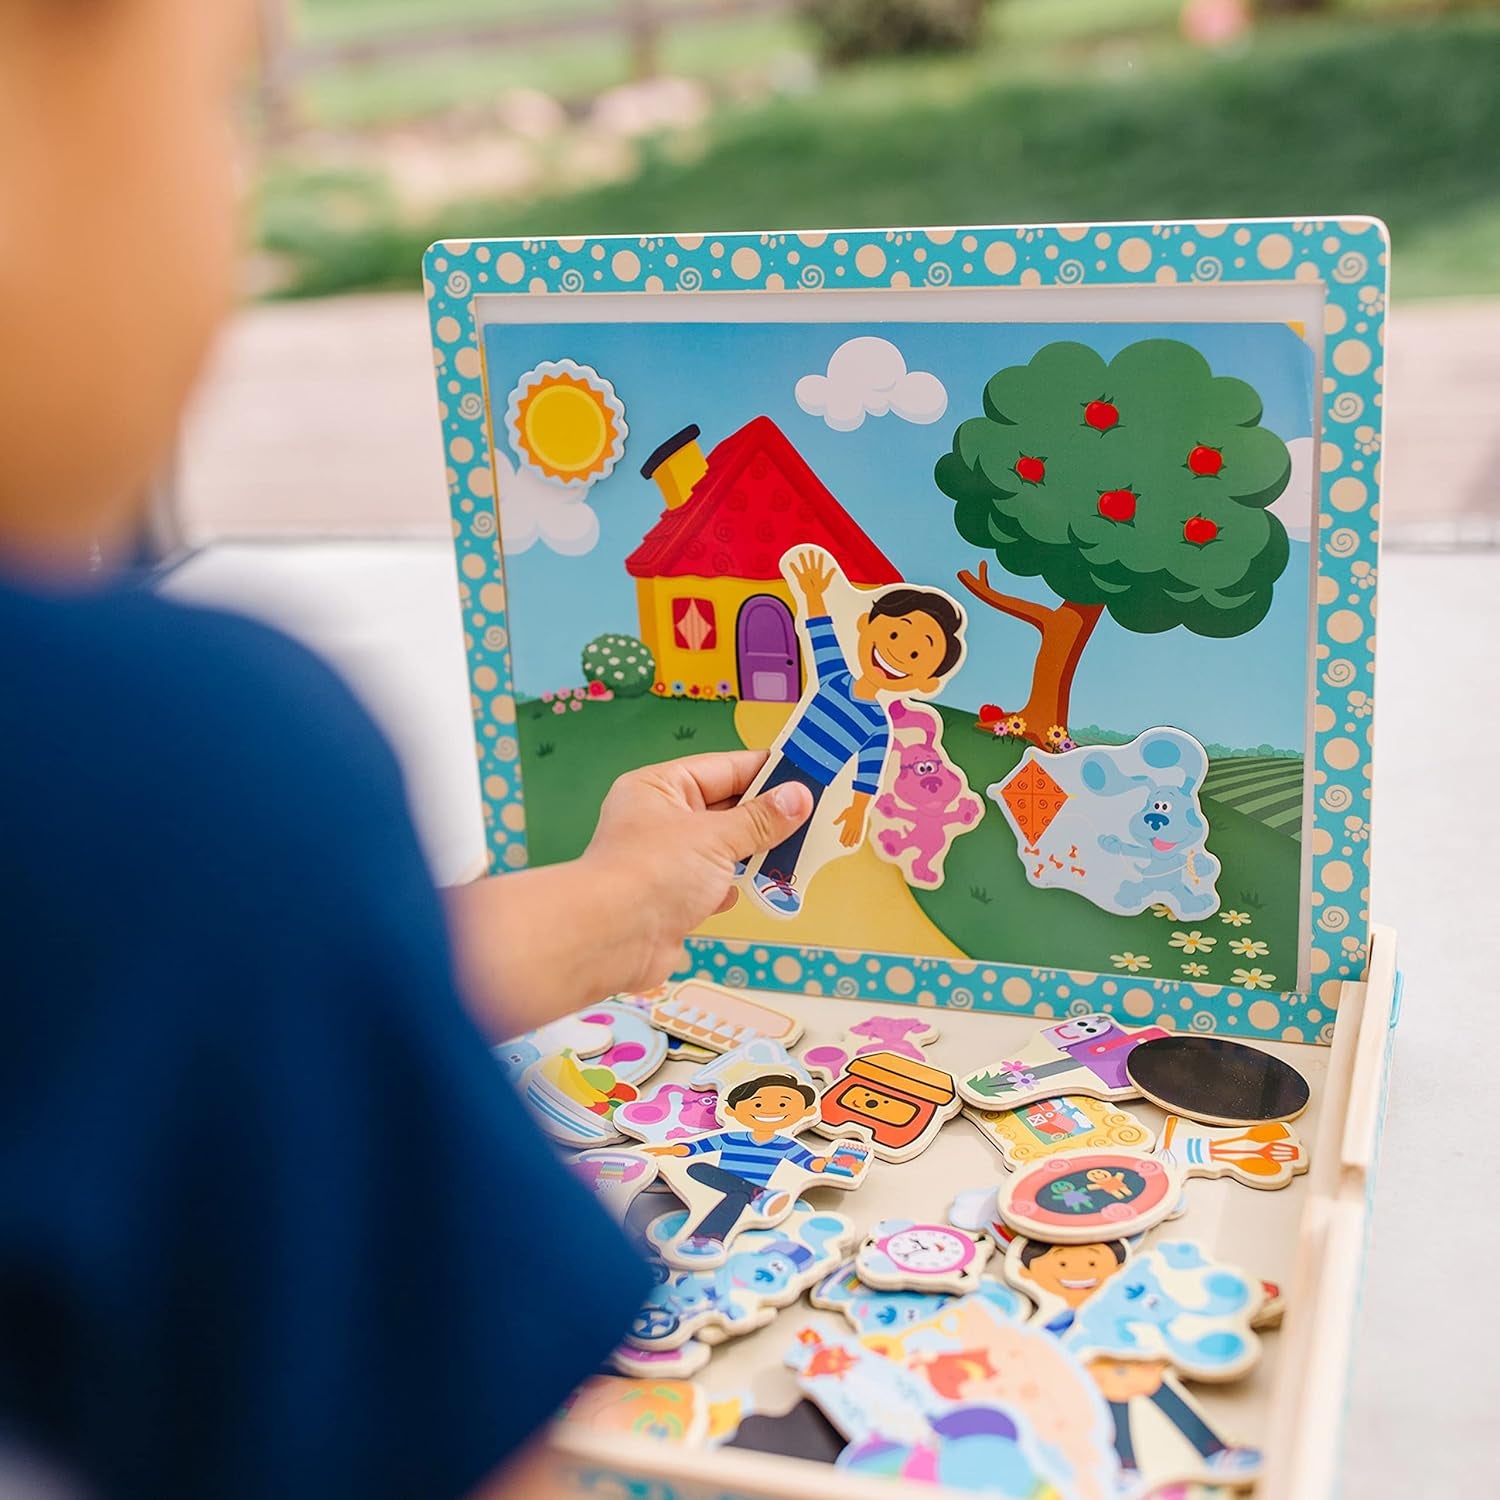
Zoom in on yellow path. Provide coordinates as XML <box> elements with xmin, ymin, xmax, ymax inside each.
<box><xmin>696</xmin><ymin>702</ymin><xmax>965</xmax><ymax>958</ymax></box>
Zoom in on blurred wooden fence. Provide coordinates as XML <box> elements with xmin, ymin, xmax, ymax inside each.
<box><xmin>255</xmin><ymin>0</ymin><xmax>795</xmax><ymax>134</ymax></box>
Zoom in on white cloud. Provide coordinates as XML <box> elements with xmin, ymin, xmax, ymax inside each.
<box><xmin>795</xmin><ymin>336</ymin><xmax>948</xmax><ymax>433</ymax></box>
<box><xmin>1272</xmin><ymin>436</ymin><xmax>1314</xmax><ymax>542</ymax></box>
<box><xmin>494</xmin><ymin>449</ymin><xmax>600</xmax><ymax>557</ymax></box>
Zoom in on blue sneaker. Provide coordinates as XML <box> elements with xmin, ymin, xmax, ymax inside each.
<box><xmin>1204</xmin><ymin>1447</ymin><xmax>1262</xmax><ymax>1479</ymax></box>
<box><xmin>752</xmin><ymin>872</ymin><xmax>802</xmax><ymax>916</ymax></box>
<box><xmin>733</xmin><ymin>859</ymin><xmax>748</xmax><ymax>876</ymax></box>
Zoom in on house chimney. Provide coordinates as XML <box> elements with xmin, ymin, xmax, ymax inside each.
<box><xmin>641</xmin><ymin>424</ymin><xmax>708</xmax><ymax>510</ymax></box>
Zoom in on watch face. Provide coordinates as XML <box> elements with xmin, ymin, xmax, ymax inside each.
<box><xmin>885</xmin><ymin>1227</ymin><xmax>970</xmax><ymax>1273</ymax></box>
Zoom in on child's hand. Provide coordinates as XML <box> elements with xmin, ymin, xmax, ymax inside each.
<box><xmin>582</xmin><ymin>751</ymin><xmax>813</xmax><ymax>991</ymax></box>
<box><xmin>450</xmin><ymin>751</ymin><xmax>812</xmax><ymax>1036</ymax></box>
<box><xmin>642</xmin><ymin>1142</ymin><xmax>693</xmax><ymax>1157</ymax></box>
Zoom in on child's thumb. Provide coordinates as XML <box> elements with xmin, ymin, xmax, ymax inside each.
<box><xmin>723</xmin><ymin>782</ymin><xmax>814</xmax><ymax>858</ymax></box>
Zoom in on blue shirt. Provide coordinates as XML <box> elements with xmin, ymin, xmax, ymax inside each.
<box><xmin>778</xmin><ymin>617</ymin><xmax>891</xmax><ymax>795</ymax></box>
<box><xmin>679</xmin><ymin>1131</ymin><xmax>819</xmax><ymax>1186</ymax></box>
<box><xmin>0</xmin><ymin>575</ymin><xmax>650</xmax><ymax>1500</ymax></box>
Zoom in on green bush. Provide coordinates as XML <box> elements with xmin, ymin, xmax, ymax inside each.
<box><xmin>582</xmin><ymin>633</ymin><xmax>655</xmax><ymax>698</ymax></box>
<box><xmin>798</xmin><ymin>0</ymin><xmax>987</xmax><ymax>64</ymax></box>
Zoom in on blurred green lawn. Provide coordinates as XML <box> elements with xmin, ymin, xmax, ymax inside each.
<box><xmin>262</xmin><ymin>2</ymin><xmax>1500</xmax><ymax>298</ymax></box>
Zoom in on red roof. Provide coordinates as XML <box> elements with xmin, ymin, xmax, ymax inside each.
<box><xmin>626</xmin><ymin>415</ymin><xmax>901</xmax><ymax>584</ymax></box>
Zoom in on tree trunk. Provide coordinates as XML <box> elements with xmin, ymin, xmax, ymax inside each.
<box><xmin>957</xmin><ymin>561</ymin><xmax>1105</xmax><ymax>744</ymax></box>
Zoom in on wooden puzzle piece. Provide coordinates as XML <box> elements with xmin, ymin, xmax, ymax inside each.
<box><xmin>521</xmin><ymin>1049</ymin><xmax>639</xmax><ymax>1148</ymax></box>
<box><xmin>789</xmin><ymin>1295</ymin><xmax>1119</xmax><ymax>1500</ymax></box>
<box><xmin>567</xmin><ymin>1147</ymin><xmax>659</xmax><ymax>1219</ymax></box>
<box><xmin>959</xmin><ymin>1014</ymin><xmax>1168</xmax><ymax>1112</ymax></box>
<box><xmin>856</xmin><ymin>1219</ymin><xmax>992</xmax><ymax>1296</ymax></box>
<box><xmin>737</xmin><ymin>547</ymin><xmax>969</xmax><ymax>921</ymax></box>
<box><xmin>813</xmin><ymin>1049</ymin><xmax>961</xmax><ymax>1163</ymax></box>
<box><xmin>989</xmin><ymin>730</ymin><xmax>1222</xmax><ymax>921</ymax></box>
<box><xmin>492</xmin><ymin>1012</ymin><xmax>613</xmax><ymax>1080</ymax></box>
<box><xmin>1083</xmin><ymin>1362</ymin><xmax>1262</xmax><ymax>1495</ymax></box>
<box><xmin>965</xmin><ymin>1094</ymin><xmax>1156</xmax><ymax>1169</ymax></box>
<box><xmin>802</xmin><ymin>1010</ymin><xmax>941</xmax><ymax>1082</ymax></box>
<box><xmin>869</xmin><ymin>700</ymin><xmax>983</xmax><ymax>890</ymax></box>
<box><xmin>607</xmin><ymin>1339</ymin><xmax>712</xmax><ymax>1380</ymax></box>
<box><xmin>996</xmin><ymin>1149</ymin><xmax>1183</xmax><ymax>1244</ymax></box>
<box><xmin>650</xmin><ymin>980</ymin><xmax>803</xmax><ymax>1054</ymax></box>
<box><xmin>1126</xmin><ymin>1036</ymin><xmax>1311</xmax><ymax>1127</ymax></box>
<box><xmin>560</xmin><ymin>1375</ymin><xmax>709</xmax><ymax>1448</ymax></box>
<box><xmin>1003</xmin><ymin>1236</ymin><xmax>1135</xmax><ymax>1337</ymax></box>
<box><xmin>811</xmin><ymin>1260</ymin><xmax>956</xmax><ymax>1339</ymax></box>
<box><xmin>575</xmin><ymin>998</ymin><xmax>669</xmax><ymax>1084</ymax></box>
<box><xmin>1061</xmin><ymin>1241</ymin><xmax>1264</xmax><ymax>1384</ymax></box>
<box><xmin>1157</xmin><ymin>1115</ymin><xmax>1309</xmax><ymax>1189</ymax></box>
<box><xmin>688</xmin><ymin>1037</ymin><xmax>814</xmax><ymax>1093</ymax></box>
<box><xmin>616</xmin><ymin>1082</ymin><xmax>722</xmax><ymax>1146</ymax></box>
<box><xmin>893</xmin><ymin>1297</ymin><xmax>1120</xmax><ymax>1500</ymax></box>
<box><xmin>626</xmin><ymin>1204</ymin><xmax>856</xmax><ymax>1352</ymax></box>
<box><xmin>640</xmin><ymin>1067</ymin><xmax>870</xmax><ymax>1269</ymax></box>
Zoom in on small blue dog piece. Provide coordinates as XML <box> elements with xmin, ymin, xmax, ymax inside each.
<box><xmin>989</xmin><ymin>726</ymin><xmax>1222</xmax><ymax>920</ymax></box>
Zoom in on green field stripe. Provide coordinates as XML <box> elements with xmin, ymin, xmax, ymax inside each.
<box><xmin>1205</xmin><ymin>764</ymin><xmax>1305</xmax><ymax>795</ymax></box>
<box><xmin>1209</xmin><ymin>757</ymin><xmax>1301</xmax><ymax>772</ymax></box>
<box><xmin>1262</xmin><ymin>806</ymin><xmax>1307</xmax><ymax>834</ymax></box>
<box><xmin>1229</xmin><ymin>785</ymin><xmax>1309</xmax><ymax>819</ymax></box>
<box><xmin>1206</xmin><ymin>774</ymin><xmax>1302</xmax><ymax>798</ymax></box>
<box><xmin>1206</xmin><ymin>756</ymin><xmax>1303</xmax><ymax>778</ymax></box>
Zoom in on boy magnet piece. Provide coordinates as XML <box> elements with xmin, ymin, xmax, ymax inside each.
<box><xmin>641</xmin><ymin>1069</ymin><xmax>870</xmax><ymax>1270</ymax></box>
<box><xmin>736</xmin><ymin>547</ymin><xmax>969</xmax><ymax>920</ymax></box>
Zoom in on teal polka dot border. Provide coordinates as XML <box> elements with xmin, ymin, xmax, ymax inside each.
<box><xmin>425</xmin><ymin>217</ymin><xmax>1387</xmax><ymax>1046</ymax></box>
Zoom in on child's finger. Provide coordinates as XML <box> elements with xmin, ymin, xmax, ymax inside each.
<box><xmin>669</xmin><ymin>749</ymin><xmax>769</xmax><ymax>806</ymax></box>
<box><xmin>719</xmin><ymin>781</ymin><xmax>814</xmax><ymax>859</ymax></box>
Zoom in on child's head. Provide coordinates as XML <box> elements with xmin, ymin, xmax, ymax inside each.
<box><xmin>856</xmin><ymin>587</ymin><xmax>965</xmax><ymax>697</ymax></box>
<box><xmin>722</xmin><ymin>1073</ymin><xmax>817</xmax><ymax>1133</ymax></box>
<box><xmin>1017</xmin><ymin>1239</ymin><xmax>1126</xmax><ymax>1306</ymax></box>
<box><xmin>0</xmin><ymin>0</ymin><xmax>251</xmax><ymax>561</ymax></box>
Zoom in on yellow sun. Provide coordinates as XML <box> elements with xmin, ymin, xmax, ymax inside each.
<box><xmin>506</xmin><ymin>361</ymin><xmax>628</xmax><ymax>487</ymax></box>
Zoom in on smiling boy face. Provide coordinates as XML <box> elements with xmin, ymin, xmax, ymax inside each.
<box><xmin>725</xmin><ymin>1084</ymin><xmax>812</xmax><ymax>1132</ymax></box>
<box><xmin>856</xmin><ymin>608</ymin><xmax>949</xmax><ymax>695</ymax></box>
<box><xmin>1025</xmin><ymin>1243</ymin><xmax>1124</xmax><ymax>1307</ymax></box>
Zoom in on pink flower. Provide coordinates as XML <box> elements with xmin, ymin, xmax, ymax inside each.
<box><xmin>541</xmin><ymin>691</ymin><xmax>554</xmax><ymax>704</ymax></box>
<box><xmin>570</xmin><ymin>699</ymin><xmax>582</xmax><ymax>712</ymax></box>
<box><xmin>587</xmin><ymin>680</ymin><xmax>608</xmax><ymax>698</ymax></box>
<box><xmin>551</xmin><ymin>702</ymin><xmax>566</xmax><ymax>715</ymax></box>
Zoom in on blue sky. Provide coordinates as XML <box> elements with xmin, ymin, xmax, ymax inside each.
<box><xmin>483</xmin><ymin>318</ymin><xmax>1315</xmax><ymax>750</ymax></box>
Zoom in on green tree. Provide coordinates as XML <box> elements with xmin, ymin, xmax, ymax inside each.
<box><xmin>935</xmin><ymin>339</ymin><xmax>1292</xmax><ymax>742</ymax></box>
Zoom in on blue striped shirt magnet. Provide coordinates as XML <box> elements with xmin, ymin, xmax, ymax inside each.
<box><xmin>780</xmin><ymin>617</ymin><xmax>892</xmax><ymax>795</ymax></box>
<box><xmin>681</xmin><ymin>1131</ymin><xmax>819</xmax><ymax>1186</ymax></box>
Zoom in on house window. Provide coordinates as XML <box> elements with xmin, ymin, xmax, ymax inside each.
<box><xmin>672</xmin><ymin>597</ymin><xmax>717</xmax><ymax>651</ymax></box>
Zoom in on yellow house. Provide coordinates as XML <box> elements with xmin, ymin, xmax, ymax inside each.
<box><xmin>626</xmin><ymin>417</ymin><xmax>900</xmax><ymax>701</ymax></box>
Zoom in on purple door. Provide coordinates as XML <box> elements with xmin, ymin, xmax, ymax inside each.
<box><xmin>737</xmin><ymin>595</ymin><xmax>800</xmax><ymax>702</ymax></box>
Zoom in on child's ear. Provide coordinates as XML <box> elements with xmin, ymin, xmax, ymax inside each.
<box><xmin>909</xmin><ymin>674</ymin><xmax>940</xmax><ymax>696</ymax></box>
<box><xmin>857</xmin><ymin>611</ymin><xmax>871</xmax><ymax>631</ymax></box>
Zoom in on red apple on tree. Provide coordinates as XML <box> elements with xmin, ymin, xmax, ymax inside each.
<box><xmin>1084</xmin><ymin>398</ymin><xmax>1120</xmax><ymax>433</ymax></box>
<box><xmin>1015</xmin><ymin>455</ymin><xmax>1046</xmax><ymax>484</ymax></box>
<box><xmin>938</xmin><ymin>339</ymin><xmax>1292</xmax><ymax>744</ymax></box>
<box><xmin>1184</xmin><ymin>515</ymin><xmax>1220</xmax><ymax>545</ymax></box>
<box><xmin>1188</xmin><ymin>444</ymin><xmax>1225</xmax><ymax>477</ymax></box>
